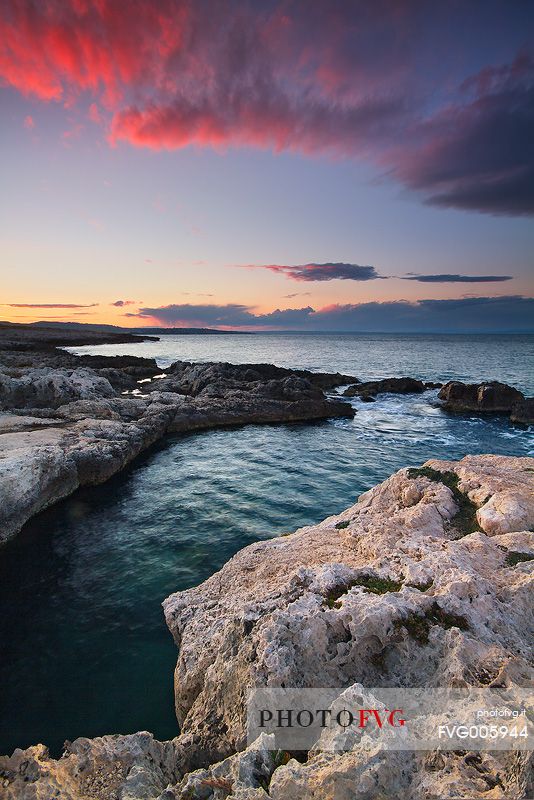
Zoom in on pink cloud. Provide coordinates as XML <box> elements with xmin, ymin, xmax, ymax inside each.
<box><xmin>88</xmin><ymin>102</ymin><xmax>101</xmax><ymax>123</ymax></box>
<box><xmin>23</xmin><ymin>114</ymin><xmax>34</xmax><ymax>129</ymax></box>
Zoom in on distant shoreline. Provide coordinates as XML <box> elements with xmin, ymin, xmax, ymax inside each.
<box><xmin>1</xmin><ymin>321</ymin><xmax>532</xmax><ymax>340</ymax></box>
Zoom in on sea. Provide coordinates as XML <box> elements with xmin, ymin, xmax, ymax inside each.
<box><xmin>0</xmin><ymin>333</ymin><xmax>532</xmax><ymax>755</ymax></box>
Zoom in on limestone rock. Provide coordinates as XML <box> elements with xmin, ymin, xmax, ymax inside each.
<box><xmin>0</xmin><ymin>368</ymin><xmax>116</xmax><ymax>410</ymax></box>
<box><xmin>425</xmin><ymin>454</ymin><xmax>534</xmax><ymax>535</ymax></box>
<box><xmin>0</xmin><ymin>733</ymin><xmax>182</xmax><ymax>800</ymax></box>
<box><xmin>161</xmin><ymin>361</ymin><xmax>358</xmax><ymax>394</ymax></box>
<box><xmin>162</xmin><ymin>455</ymin><xmax>533</xmax><ymax>792</ymax></box>
<box><xmin>2</xmin><ymin>456</ymin><xmax>533</xmax><ymax>799</ymax></box>
<box><xmin>267</xmin><ymin>748</ymin><xmax>533</xmax><ymax>800</ymax></box>
<box><xmin>0</xmin><ymin>428</ymin><xmax>79</xmax><ymax>541</ymax></box>
<box><xmin>169</xmin><ymin>733</ymin><xmax>276</xmax><ymax>800</ymax></box>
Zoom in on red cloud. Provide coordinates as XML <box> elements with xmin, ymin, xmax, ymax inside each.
<box><xmin>0</xmin><ymin>0</ymin><xmax>184</xmax><ymax>103</ymax></box>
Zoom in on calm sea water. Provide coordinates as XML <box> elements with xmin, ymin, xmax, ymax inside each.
<box><xmin>0</xmin><ymin>334</ymin><xmax>532</xmax><ymax>756</ymax></box>
<box><xmin>67</xmin><ymin>332</ymin><xmax>533</xmax><ymax>393</ymax></box>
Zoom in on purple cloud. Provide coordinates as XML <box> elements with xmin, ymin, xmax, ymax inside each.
<box><xmin>241</xmin><ymin>263</ymin><xmax>381</xmax><ymax>282</ymax></box>
<box><xmin>388</xmin><ymin>52</ymin><xmax>534</xmax><ymax>216</ymax></box>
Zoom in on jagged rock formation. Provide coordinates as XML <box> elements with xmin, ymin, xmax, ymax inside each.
<box><xmin>0</xmin><ymin>355</ymin><xmax>354</xmax><ymax>544</ymax></box>
<box><xmin>152</xmin><ymin>360</ymin><xmax>358</xmax><ymax>394</ymax></box>
<box><xmin>0</xmin><ymin>734</ymin><xmax>183</xmax><ymax>800</ymax></box>
<box><xmin>2</xmin><ymin>455</ymin><xmax>532</xmax><ymax>799</ymax></box>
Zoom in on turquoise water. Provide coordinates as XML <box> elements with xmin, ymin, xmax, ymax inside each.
<box><xmin>0</xmin><ymin>335</ymin><xmax>532</xmax><ymax>756</ymax></box>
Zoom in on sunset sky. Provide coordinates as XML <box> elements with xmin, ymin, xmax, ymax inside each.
<box><xmin>1</xmin><ymin>0</ymin><xmax>533</xmax><ymax>331</ymax></box>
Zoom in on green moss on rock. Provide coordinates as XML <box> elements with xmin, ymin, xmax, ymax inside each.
<box><xmin>396</xmin><ymin>602</ymin><xmax>469</xmax><ymax>644</ymax></box>
<box><xmin>323</xmin><ymin>574</ymin><xmax>403</xmax><ymax>608</ymax></box>
<box><xmin>407</xmin><ymin>466</ymin><xmax>481</xmax><ymax>536</ymax></box>
<box><xmin>505</xmin><ymin>551</ymin><xmax>534</xmax><ymax>567</ymax></box>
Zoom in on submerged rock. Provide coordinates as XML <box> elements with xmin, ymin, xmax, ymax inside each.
<box><xmin>2</xmin><ymin>455</ymin><xmax>532</xmax><ymax>799</ymax></box>
<box><xmin>424</xmin><ymin>381</ymin><xmax>443</xmax><ymax>389</ymax></box>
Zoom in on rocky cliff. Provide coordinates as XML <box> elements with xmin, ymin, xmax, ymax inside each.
<box><xmin>1</xmin><ymin>455</ymin><xmax>533</xmax><ymax>799</ymax></box>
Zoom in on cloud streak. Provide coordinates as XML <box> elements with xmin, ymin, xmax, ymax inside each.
<box><xmin>4</xmin><ymin>303</ymin><xmax>98</xmax><ymax>308</ymax></box>
<box><xmin>1</xmin><ymin>2</ymin><xmax>532</xmax><ymax>215</ymax></box>
<box><xmin>403</xmin><ymin>274</ymin><xmax>513</xmax><ymax>283</ymax></box>
<box><xmin>129</xmin><ymin>296</ymin><xmax>534</xmax><ymax>333</ymax></box>
<box><xmin>241</xmin><ymin>265</ymin><xmax>515</xmax><ymax>284</ymax></box>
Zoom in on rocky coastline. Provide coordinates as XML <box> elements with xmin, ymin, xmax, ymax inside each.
<box><xmin>0</xmin><ymin>335</ymin><xmax>358</xmax><ymax>544</ymax></box>
<box><xmin>1</xmin><ymin>331</ymin><xmax>533</xmax><ymax>798</ymax></box>
<box><xmin>1</xmin><ymin>331</ymin><xmax>532</xmax><ymax>545</ymax></box>
<box><xmin>1</xmin><ymin>454</ymin><xmax>533</xmax><ymax>799</ymax></box>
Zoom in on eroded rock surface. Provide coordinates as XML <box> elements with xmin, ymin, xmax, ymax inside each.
<box><xmin>2</xmin><ymin>455</ymin><xmax>532</xmax><ymax>799</ymax></box>
<box><xmin>0</xmin><ymin>733</ymin><xmax>183</xmax><ymax>800</ymax></box>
